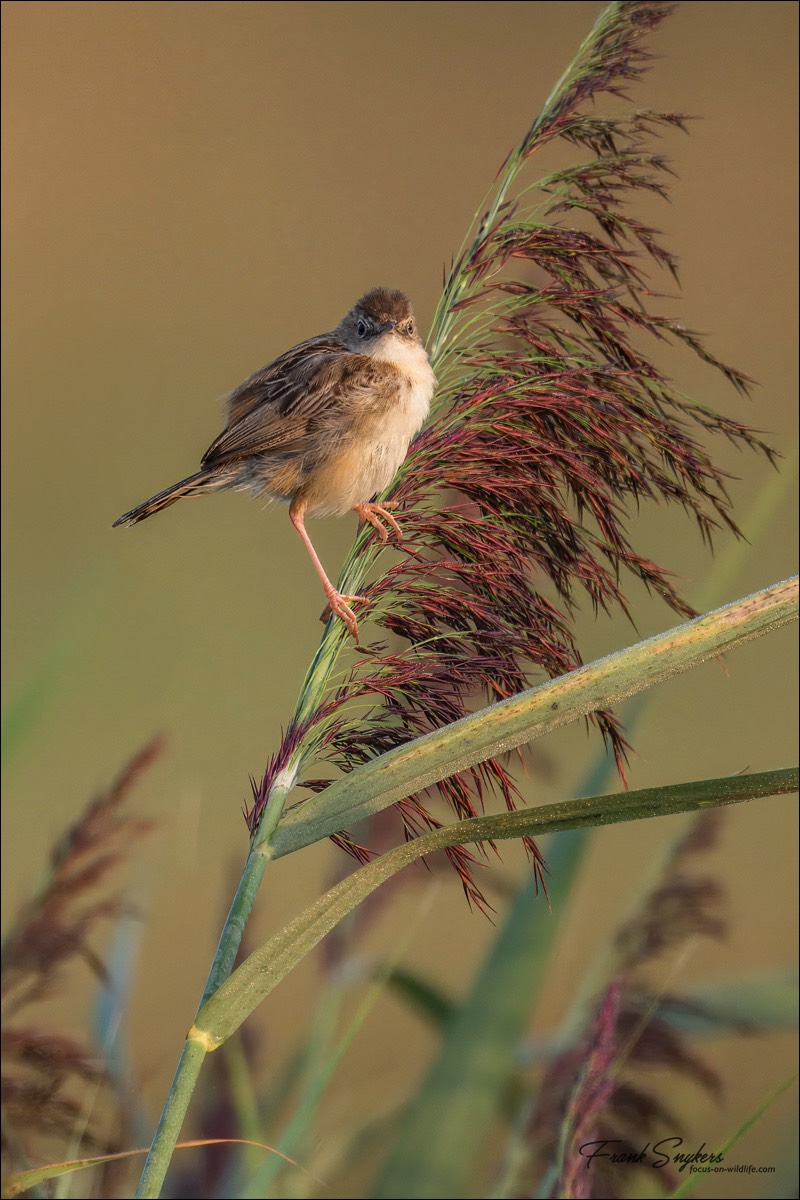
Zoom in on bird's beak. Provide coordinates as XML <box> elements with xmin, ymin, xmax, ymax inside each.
<box><xmin>381</xmin><ymin>320</ymin><xmax>397</xmax><ymax>335</ymax></box>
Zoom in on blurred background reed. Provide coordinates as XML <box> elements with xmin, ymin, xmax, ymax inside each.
<box><xmin>2</xmin><ymin>3</ymin><xmax>797</xmax><ymax>1196</ymax></box>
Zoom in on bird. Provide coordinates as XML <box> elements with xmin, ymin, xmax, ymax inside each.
<box><xmin>113</xmin><ymin>288</ymin><xmax>436</xmax><ymax>639</ymax></box>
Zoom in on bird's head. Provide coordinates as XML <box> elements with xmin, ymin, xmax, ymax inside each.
<box><xmin>337</xmin><ymin>288</ymin><xmax>421</xmax><ymax>355</ymax></box>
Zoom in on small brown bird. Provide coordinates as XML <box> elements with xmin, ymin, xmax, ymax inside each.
<box><xmin>114</xmin><ymin>288</ymin><xmax>435</xmax><ymax>638</ymax></box>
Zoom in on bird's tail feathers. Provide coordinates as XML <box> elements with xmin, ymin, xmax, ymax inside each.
<box><xmin>113</xmin><ymin>470</ymin><xmax>226</xmax><ymax>527</ymax></box>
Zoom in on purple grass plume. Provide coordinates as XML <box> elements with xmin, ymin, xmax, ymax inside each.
<box><xmin>527</xmin><ymin>812</ymin><xmax>728</xmax><ymax>1199</ymax></box>
<box><xmin>2</xmin><ymin>740</ymin><xmax>160</xmax><ymax>1184</ymax></box>
<box><xmin>247</xmin><ymin>1</ymin><xmax>773</xmax><ymax>909</ymax></box>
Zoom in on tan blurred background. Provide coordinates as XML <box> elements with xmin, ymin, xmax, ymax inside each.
<box><xmin>2</xmin><ymin>2</ymin><xmax>798</xmax><ymax>1194</ymax></box>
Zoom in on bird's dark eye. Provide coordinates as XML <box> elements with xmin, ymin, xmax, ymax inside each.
<box><xmin>406</xmin><ymin>320</ymin><xmax>414</xmax><ymax>336</ymax></box>
<box><xmin>357</xmin><ymin>319</ymin><xmax>369</xmax><ymax>339</ymax></box>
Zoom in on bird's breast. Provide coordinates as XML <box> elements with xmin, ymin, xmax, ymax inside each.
<box><xmin>306</xmin><ymin>348</ymin><xmax>435</xmax><ymax>516</ymax></box>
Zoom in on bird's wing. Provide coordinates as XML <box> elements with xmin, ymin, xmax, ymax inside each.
<box><xmin>201</xmin><ymin>336</ymin><xmax>359</xmax><ymax>467</ymax></box>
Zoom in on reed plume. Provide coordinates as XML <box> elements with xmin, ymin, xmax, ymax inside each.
<box><xmin>2</xmin><ymin>741</ymin><xmax>160</xmax><ymax>1185</ymax></box>
<box><xmin>246</xmin><ymin>0</ymin><xmax>772</xmax><ymax>907</ymax></box>
<box><xmin>529</xmin><ymin>811</ymin><xmax>728</xmax><ymax>1199</ymax></box>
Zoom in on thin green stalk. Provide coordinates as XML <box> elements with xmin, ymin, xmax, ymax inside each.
<box><xmin>200</xmin><ymin>849</ymin><xmax>269</xmax><ymax>1006</ymax></box>
<box><xmin>668</xmin><ymin>1073</ymin><xmax>799</xmax><ymax>1199</ymax></box>
<box><xmin>135</xmin><ymin>1042</ymin><xmax>206</xmax><ymax>1199</ymax></box>
<box><xmin>135</xmin><ymin>776</ymin><xmax>292</xmax><ymax>1198</ymax></box>
<box><xmin>203</xmin><ymin>772</ymin><xmax>293</xmax><ymax>1005</ymax></box>
<box><xmin>135</xmin><ymin>546</ymin><xmax>369</xmax><ymax>1195</ymax></box>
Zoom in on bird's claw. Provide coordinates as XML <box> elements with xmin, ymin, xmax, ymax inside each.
<box><xmin>320</xmin><ymin>591</ymin><xmax>367</xmax><ymax>639</ymax></box>
<box><xmin>356</xmin><ymin>502</ymin><xmax>403</xmax><ymax>543</ymax></box>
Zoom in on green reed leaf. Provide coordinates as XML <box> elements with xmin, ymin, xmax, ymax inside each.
<box><xmin>192</xmin><ymin>768</ymin><xmax>796</xmax><ymax>1051</ymax></box>
<box><xmin>269</xmin><ymin>579</ymin><xmax>798</xmax><ymax>859</ymax></box>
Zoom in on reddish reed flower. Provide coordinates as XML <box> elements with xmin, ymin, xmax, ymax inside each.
<box><xmin>2</xmin><ymin>741</ymin><xmax>160</xmax><ymax>1176</ymax></box>
<box><xmin>247</xmin><ymin>2</ymin><xmax>772</xmax><ymax>907</ymax></box>
<box><xmin>529</xmin><ymin>811</ymin><xmax>727</xmax><ymax>1199</ymax></box>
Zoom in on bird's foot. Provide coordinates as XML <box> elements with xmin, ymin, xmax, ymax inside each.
<box><xmin>355</xmin><ymin>502</ymin><xmax>403</xmax><ymax>543</ymax></box>
<box><xmin>319</xmin><ymin>590</ymin><xmax>367</xmax><ymax>639</ymax></box>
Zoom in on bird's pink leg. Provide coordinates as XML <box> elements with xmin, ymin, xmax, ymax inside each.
<box><xmin>289</xmin><ymin>498</ymin><xmax>364</xmax><ymax>639</ymax></box>
<box><xmin>354</xmin><ymin>501</ymin><xmax>403</xmax><ymax>542</ymax></box>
